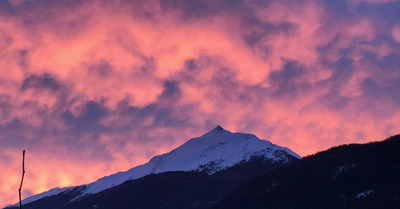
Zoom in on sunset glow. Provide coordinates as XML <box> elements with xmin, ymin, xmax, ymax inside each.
<box><xmin>0</xmin><ymin>0</ymin><xmax>399</xmax><ymax>207</ymax></box>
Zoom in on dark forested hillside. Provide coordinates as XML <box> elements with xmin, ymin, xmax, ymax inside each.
<box><xmin>211</xmin><ymin>135</ymin><xmax>400</xmax><ymax>209</ymax></box>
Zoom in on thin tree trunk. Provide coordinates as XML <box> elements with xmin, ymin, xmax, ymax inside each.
<box><xmin>19</xmin><ymin>150</ymin><xmax>25</xmax><ymax>209</ymax></box>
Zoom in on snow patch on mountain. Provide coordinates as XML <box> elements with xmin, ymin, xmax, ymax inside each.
<box><xmin>355</xmin><ymin>189</ymin><xmax>373</xmax><ymax>198</ymax></box>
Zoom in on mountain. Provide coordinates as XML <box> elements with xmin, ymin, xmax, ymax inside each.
<box><xmin>9</xmin><ymin>126</ymin><xmax>300</xmax><ymax>207</ymax></box>
<box><xmin>211</xmin><ymin>134</ymin><xmax>400</xmax><ymax>209</ymax></box>
<box><xmin>11</xmin><ymin>156</ymin><xmax>296</xmax><ymax>209</ymax></box>
<box><xmin>6</xmin><ymin>130</ymin><xmax>398</xmax><ymax>209</ymax></box>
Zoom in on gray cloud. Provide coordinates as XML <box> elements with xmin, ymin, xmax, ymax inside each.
<box><xmin>268</xmin><ymin>61</ymin><xmax>311</xmax><ymax>97</ymax></box>
<box><xmin>21</xmin><ymin>73</ymin><xmax>61</xmax><ymax>91</ymax></box>
<box><xmin>159</xmin><ymin>80</ymin><xmax>182</xmax><ymax>101</ymax></box>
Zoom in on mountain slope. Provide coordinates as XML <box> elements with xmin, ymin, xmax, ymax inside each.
<box><xmin>18</xmin><ymin>156</ymin><xmax>293</xmax><ymax>209</ymax></box>
<box><xmin>211</xmin><ymin>135</ymin><xmax>400</xmax><ymax>209</ymax></box>
<box><xmin>11</xmin><ymin>126</ymin><xmax>300</xmax><ymax>206</ymax></box>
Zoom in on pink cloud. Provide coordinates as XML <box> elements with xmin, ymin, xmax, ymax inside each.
<box><xmin>392</xmin><ymin>23</ymin><xmax>400</xmax><ymax>43</ymax></box>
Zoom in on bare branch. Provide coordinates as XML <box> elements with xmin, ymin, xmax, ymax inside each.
<box><xmin>18</xmin><ymin>150</ymin><xmax>25</xmax><ymax>209</ymax></box>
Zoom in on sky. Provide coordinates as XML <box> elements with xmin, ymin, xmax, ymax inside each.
<box><xmin>0</xmin><ymin>0</ymin><xmax>399</xmax><ymax>206</ymax></box>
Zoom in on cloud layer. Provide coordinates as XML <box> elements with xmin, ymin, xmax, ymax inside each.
<box><xmin>0</xmin><ymin>0</ymin><xmax>399</xmax><ymax>206</ymax></box>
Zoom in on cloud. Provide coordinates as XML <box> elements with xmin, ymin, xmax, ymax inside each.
<box><xmin>268</xmin><ymin>60</ymin><xmax>311</xmax><ymax>97</ymax></box>
<box><xmin>350</xmin><ymin>0</ymin><xmax>398</xmax><ymax>5</ymax></box>
<box><xmin>0</xmin><ymin>0</ymin><xmax>399</xmax><ymax>207</ymax></box>
<box><xmin>21</xmin><ymin>73</ymin><xmax>61</xmax><ymax>91</ymax></box>
<box><xmin>392</xmin><ymin>23</ymin><xmax>400</xmax><ymax>43</ymax></box>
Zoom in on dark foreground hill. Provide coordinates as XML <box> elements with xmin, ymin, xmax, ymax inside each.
<box><xmin>211</xmin><ymin>135</ymin><xmax>400</xmax><ymax>209</ymax></box>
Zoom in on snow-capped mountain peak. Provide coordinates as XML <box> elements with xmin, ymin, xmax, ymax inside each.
<box><xmin>82</xmin><ymin>126</ymin><xmax>300</xmax><ymax>196</ymax></box>
<box><xmin>19</xmin><ymin>126</ymin><xmax>301</xmax><ymax>205</ymax></box>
